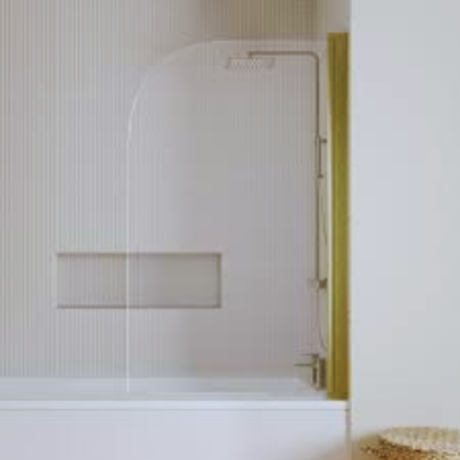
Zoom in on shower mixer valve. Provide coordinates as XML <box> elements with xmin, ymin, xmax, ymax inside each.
<box><xmin>295</xmin><ymin>353</ymin><xmax>327</xmax><ymax>390</ymax></box>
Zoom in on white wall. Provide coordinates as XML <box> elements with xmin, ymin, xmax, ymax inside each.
<box><xmin>351</xmin><ymin>0</ymin><xmax>460</xmax><ymax>444</ymax></box>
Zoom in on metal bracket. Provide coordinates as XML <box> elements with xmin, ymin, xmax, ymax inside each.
<box><xmin>308</xmin><ymin>278</ymin><xmax>328</xmax><ymax>291</ymax></box>
<box><xmin>315</xmin><ymin>136</ymin><xmax>328</xmax><ymax>179</ymax></box>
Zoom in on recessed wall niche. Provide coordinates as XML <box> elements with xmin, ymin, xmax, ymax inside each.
<box><xmin>56</xmin><ymin>253</ymin><xmax>221</xmax><ymax>309</ymax></box>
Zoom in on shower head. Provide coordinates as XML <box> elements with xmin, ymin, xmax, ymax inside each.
<box><xmin>225</xmin><ymin>55</ymin><xmax>275</xmax><ymax>71</ymax></box>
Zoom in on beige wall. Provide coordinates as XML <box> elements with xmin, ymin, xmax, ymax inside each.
<box><xmin>351</xmin><ymin>0</ymin><xmax>460</xmax><ymax>447</ymax></box>
<box><xmin>0</xmin><ymin>0</ymin><xmax>325</xmax><ymax>377</ymax></box>
<box><xmin>327</xmin><ymin>0</ymin><xmax>350</xmax><ymax>32</ymax></box>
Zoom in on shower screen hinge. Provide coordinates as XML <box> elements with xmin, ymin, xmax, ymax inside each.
<box><xmin>308</xmin><ymin>278</ymin><xmax>328</xmax><ymax>291</ymax></box>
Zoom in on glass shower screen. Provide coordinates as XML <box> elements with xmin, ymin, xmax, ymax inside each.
<box><xmin>124</xmin><ymin>40</ymin><xmax>323</xmax><ymax>394</ymax></box>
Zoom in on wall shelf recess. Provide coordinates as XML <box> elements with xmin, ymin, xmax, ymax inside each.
<box><xmin>56</xmin><ymin>253</ymin><xmax>221</xmax><ymax>309</ymax></box>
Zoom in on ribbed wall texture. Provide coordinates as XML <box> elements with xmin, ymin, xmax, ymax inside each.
<box><xmin>0</xmin><ymin>0</ymin><xmax>327</xmax><ymax>379</ymax></box>
<box><xmin>126</xmin><ymin>40</ymin><xmax>327</xmax><ymax>378</ymax></box>
<box><xmin>57</xmin><ymin>253</ymin><xmax>221</xmax><ymax>309</ymax></box>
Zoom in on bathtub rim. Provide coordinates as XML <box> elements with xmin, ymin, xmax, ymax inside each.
<box><xmin>0</xmin><ymin>377</ymin><xmax>347</xmax><ymax>410</ymax></box>
<box><xmin>0</xmin><ymin>399</ymin><xmax>348</xmax><ymax>411</ymax></box>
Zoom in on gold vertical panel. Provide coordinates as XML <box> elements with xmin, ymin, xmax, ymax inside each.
<box><xmin>327</xmin><ymin>33</ymin><xmax>349</xmax><ymax>400</ymax></box>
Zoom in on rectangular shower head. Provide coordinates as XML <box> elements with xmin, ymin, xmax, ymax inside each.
<box><xmin>225</xmin><ymin>56</ymin><xmax>275</xmax><ymax>70</ymax></box>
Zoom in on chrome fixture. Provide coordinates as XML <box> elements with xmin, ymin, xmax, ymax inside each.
<box><xmin>246</xmin><ymin>50</ymin><xmax>327</xmax><ymax>297</ymax></box>
<box><xmin>245</xmin><ymin>50</ymin><xmax>328</xmax><ymax>356</ymax></box>
<box><xmin>296</xmin><ymin>353</ymin><xmax>327</xmax><ymax>390</ymax></box>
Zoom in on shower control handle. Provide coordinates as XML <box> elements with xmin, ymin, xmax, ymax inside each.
<box><xmin>295</xmin><ymin>354</ymin><xmax>327</xmax><ymax>390</ymax></box>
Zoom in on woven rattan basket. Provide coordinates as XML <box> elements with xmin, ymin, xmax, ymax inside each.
<box><xmin>364</xmin><ymin>427</ymin><xmax>460</xmax><ymax>460</ymax></box>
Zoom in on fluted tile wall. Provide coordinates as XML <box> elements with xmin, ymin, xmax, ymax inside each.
<box><xmin>0</xmin><ymin>0</ymin><xmax>326</xmax><ymax>379</ymax></box>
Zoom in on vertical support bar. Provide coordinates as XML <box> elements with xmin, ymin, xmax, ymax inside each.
<box><xmin>327</xmin><ymin>33</ymin><xmax>349</xmax><ymax>400</ymax></box>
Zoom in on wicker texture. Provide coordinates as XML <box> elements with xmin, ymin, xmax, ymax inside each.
<box><xmin>365</xmin><ymin>427</ymin><xmax>460</xmax><ymax>460</ymax></box>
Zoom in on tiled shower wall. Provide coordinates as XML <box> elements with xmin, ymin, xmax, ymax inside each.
<box><xmin>0</xmin><ymin>0</ymin><xmax>327</xmax><ymax>378</ymax></box>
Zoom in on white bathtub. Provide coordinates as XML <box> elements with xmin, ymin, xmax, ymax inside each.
<box><xmin>0</xmin><ymin>378</ymin><xmax>348</xmax><ymax>460</ymax></box>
